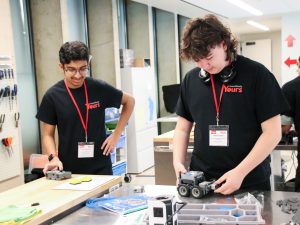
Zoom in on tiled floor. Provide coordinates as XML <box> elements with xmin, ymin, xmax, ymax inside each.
<box><xmin>128</xmin><ymin>166</ymin><xmax>156</xmax><ymax>185</ymax></box>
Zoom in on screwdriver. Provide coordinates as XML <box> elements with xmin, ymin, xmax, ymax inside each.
<box><xmin>4</xmin><ymin>69</ymin><xmax>7</xmax><ymax>79</ymax></box>
<box><xmin>10</xmin><ymin>69</ymin><xmax>14</xmax><ymax>79</ymax></box>
<box><xmin>0</xmin><ymin>88</ymin><xmax>3</xmax><ymax>107</ymax></box>
<box><xmin>13</xmin><ymin>84</ymin><xmax>18</xmax><ymax>107</ymax></box>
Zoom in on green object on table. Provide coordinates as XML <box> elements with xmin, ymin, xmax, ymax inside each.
<box><xmin>0</xmin><ymin>205</ymin><xmax>41</xmax><ymax>223</ymax></box>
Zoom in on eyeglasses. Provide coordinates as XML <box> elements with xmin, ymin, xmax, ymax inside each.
<box><xmin>64</xmin><ymin>66</ymin><xmax>89</xmax><ymax>76</ymax></box>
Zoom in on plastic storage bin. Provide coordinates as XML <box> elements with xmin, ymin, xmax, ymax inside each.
<box><xmin>116</xmin><ymin>135</ymin><xmax>126</xmax><ymax>149</ymax></box>
<box><xmin>175</xmin><ymin>203</ymin><xmax>265</xmax><ymax>224</ymax></box>
<box><xmin>110</xmin><ymin>150</ymin><xmax>116</xmax><ymax>164</ymax></box>
<box><xmin>112</xmin><ymin>161</ymin><xmax>127</xmax><ymax>176</ymax></box>
<box><xmin>105</xmin><ymin>108</ymin><xmax>120</xmax><ymax>122</ymax></box>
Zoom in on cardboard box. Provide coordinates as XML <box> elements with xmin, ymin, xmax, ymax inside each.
<box><xmin>133</xmin><ymin>58</ymin><xmax>151</xmax><ymax>67</ymax></box>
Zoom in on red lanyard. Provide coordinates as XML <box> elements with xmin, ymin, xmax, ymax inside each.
<box><xmin>64</xmin><ymin>80</ymin><xmax>89</xmax><ymax>142</ymax></box>
<box><xmin>210</xmin><ymin>74</ymin><xmax>225</xmax><ymax>126</ymax></box>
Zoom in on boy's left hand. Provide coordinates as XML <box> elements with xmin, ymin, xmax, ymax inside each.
<box><xmin>101</xmin><ymin>132</ymin><xmax>121</xmax><ymax>156</ymax></box>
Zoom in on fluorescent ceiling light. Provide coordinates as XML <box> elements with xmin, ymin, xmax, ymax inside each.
<box><xmin>226</xmin><ymin>0</ymin><xmax>263</xmax><ymax>16</ymax></box>
<box><xmin>247</xmin><ymin>20</ymin><xmax>270</xmax><ymax>31</ymax></box>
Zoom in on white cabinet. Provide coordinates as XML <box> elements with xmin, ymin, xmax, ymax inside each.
<box><xmin>121</xmin><ymin>67</ymin><xmax>158</xmax><ymax>173</ymax></box>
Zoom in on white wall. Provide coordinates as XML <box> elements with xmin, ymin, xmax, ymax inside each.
<box><xmin>281</xmin><ymin>13</ymin><xmax>300</xmax><ymax>85</ymax></box>
<box><xmin>239</xmin><ymin>31</ymin><xmax>282</xmax><ymax>85</ymax></box>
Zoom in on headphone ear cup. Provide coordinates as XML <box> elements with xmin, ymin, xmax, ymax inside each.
<box><xmin>220</xmin><ymin>64</ymin><xmax>236</xmax><ymax>84</ymax></box>
<box><xmin>198</xmin><ymin>68</ymin><xmax>210</xmax><ymax>83</ymax></box>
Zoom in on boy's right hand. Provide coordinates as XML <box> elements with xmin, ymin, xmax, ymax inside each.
<box><xmin>173</xmin><ymin>162</ymin><xmax>187</xmax><ymax>185</ymax></box>
<box><xmin>43</xmin><ymin>158</ymin><xmax>63</xmax><ymax>174</ymax></box>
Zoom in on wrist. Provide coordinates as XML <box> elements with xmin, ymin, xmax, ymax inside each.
<box><xmin>113</xmin><ymin>129</ymin><xmax>122</xmax><ymax>137</ymax></box>
<box><xmin>48</xmin><ymin>153</ymin><xmax>58</xmax><ymax>162</ymax></box>
<box><xmin>234</xmin><ymin>166</ymin><xmax>248</xmax><ymax>178</ymax></box>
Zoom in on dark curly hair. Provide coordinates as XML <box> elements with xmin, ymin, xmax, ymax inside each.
<box><xmin>180</xmin><ymin>14</ymin><xmax>238</xmax><ymax>62</ymax></box>
<box><xmin>59</xmin><ymin>41</ymin><xmax>89</xmax><ymax>64</ymax></box>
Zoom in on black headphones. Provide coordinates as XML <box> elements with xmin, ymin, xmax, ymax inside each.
<box><xmin>198</xmin><ymin>55</ymin><xmax>237</xmax><ymax>84</ymax></box>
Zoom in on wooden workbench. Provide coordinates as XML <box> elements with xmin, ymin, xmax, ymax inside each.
<box><xmin>0</xmin><ymin>175</ymin><xmax>121</xmax><ymax>225</ymax></box>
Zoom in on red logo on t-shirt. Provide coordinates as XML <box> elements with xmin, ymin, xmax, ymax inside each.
<box><xmin>224</xmin><ymin>85</ymin><xmax>243</xmax><ymax>93</ymax></box>
<box><xmin>87</xmin><ymin>101</ymin><xmax>101</xmax><ymax>109</ymax></box>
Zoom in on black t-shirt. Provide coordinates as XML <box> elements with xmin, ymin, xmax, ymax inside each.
<box><xmin>282</xmin><ymin>76</ymin><xmax>300</xmax><ymax>152</ymax></box>
<box><xmin>36</xmin><ymin>77</ymin><xmax>123</xmax><ymax>175</ymax></box>
<box><xmin>176</xmin><ymin>55</ymin><xmax>289</xmax><ymax>188</ymax></box>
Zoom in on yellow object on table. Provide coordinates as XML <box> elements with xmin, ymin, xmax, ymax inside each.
<box><xmin>69</xmin><ymin>176</ymin><xmax>92</xmax><ymax>185</ymax></box>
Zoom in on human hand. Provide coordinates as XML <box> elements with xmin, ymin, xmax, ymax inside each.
<box><xmin>214</xmin><ymin>168</ymin><xmax>245</xmax><ymax>195</ymax></box>
<box><xmin>173</xmin><ymin>162</ymin><xmax>187</xmax><ymax>186</ymax></box>
<box><xmin>43</xmin><ymin>158</ymin><xmax>63</xmax><ymax>174</ymax></box>
<box><xmin>101</xmin><ymin>132</ymin><xmax>121</xmax><ymax>156</ymax></box>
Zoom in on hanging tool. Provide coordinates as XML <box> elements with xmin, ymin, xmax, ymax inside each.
<box><xmin>0</xmin><ymin>88</ymin><xmax>4</xmax><ymax>107</ymax></box>
<box><xmin>10</xmin><ymin>68</ymin><xmax>14</xmax><ymax>79</ymax></box>
<box><xmin>7</xmin><ymin>68</ymin><xmax>11</xmax><ymax>79</ymax></box>
<box><xmin>14</xmin><ymin>112</ymin><xmax>20</xmax><ymax>128</ymax></box>
<box><xmin>3</xmin><ymin>69</ymin><xmax>7</xmax><ymax>79</ymax></box>
<box><xmin>1</xmin><ymin>137</ymin><xmax>13</xmax><ymax>157</ymax></box>
<box><xmin>0</xmin><ymin>70</ymin><xmax>3</xmax><ymax>80</ymax></box>
<box><xmin>0</xmin><ymin>114</ymin><xmax>5</xmax><ymax>132</ymax></box>
<box><xmin>13</xmin><ymin>84</ymin><xmax>18</xmax><ymax>107</ymax></box>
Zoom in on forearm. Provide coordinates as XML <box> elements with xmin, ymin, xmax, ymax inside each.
<box><xmin>114</xmin><ymin>97</ymin><xmax>135</xmax><ymax>136</ymax></box>
<box><xmin>235</xmin><ymin>116</ymin><xmax>281</xmax><ymax>178</ymax></box>
<box><xmin>173</xmin><ymin>129</ymin><xmax>190</xmax><ymax>165</ymax></box>
<box><xmin>42</xmin><ymin>135</ymin><xmax>57</xmax><ymax>156</ymax></box>
<box><xmin>173</xmin><ymin>117</ymin><xmax>193</xmax><ymax>171</ymax></box>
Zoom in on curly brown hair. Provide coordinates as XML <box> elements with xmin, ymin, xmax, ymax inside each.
<box><xmin>180</xmin><ymin>14</ymin><xmax>238</xmax><ymax>62</ymax></box>
<box><xmin>59</xmin><ymin>41</ymin><xmax>90</xmax><ymax>64</ymax></box>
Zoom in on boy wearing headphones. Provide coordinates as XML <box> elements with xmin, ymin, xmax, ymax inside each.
<box><xmin>173</xmin><ymin>14</ymin><xmax>289</xmax><ymax>194</ymax></box>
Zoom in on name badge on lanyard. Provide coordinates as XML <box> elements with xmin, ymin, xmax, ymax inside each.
<box><xmin>209</xmin><ymin>125</ymin><xmax>229</xmax><ymax>147</ymax></box>
<box><xmin>78</xmin><ymin>142</ymin><xmax>95</xmax><ymax>158</ymax></box>
<box><xmin>64</xmin><ymin>80</ymin><xmax>96</xmax><ymax>157</ymax></box>
<box><xmin>208</xmin><ymin>74</ymin><xmax>229</xmax><ymax>147</ymax></box>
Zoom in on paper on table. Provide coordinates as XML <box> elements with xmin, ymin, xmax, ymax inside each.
<box><xmin>53</xmin><ymin>176</ymin><xmax>115</xmax><ymax>191</ymax></box>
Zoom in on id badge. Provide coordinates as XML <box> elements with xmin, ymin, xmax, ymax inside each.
<box><xmin>78</xmin><ymin>142</ymin><xmax>95</xmax><ymax>158</ymax></box>
<box><xmin>209</xmin><ymin>125</ymin><xmax>229</xmax><ymax>147</ymax></box>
